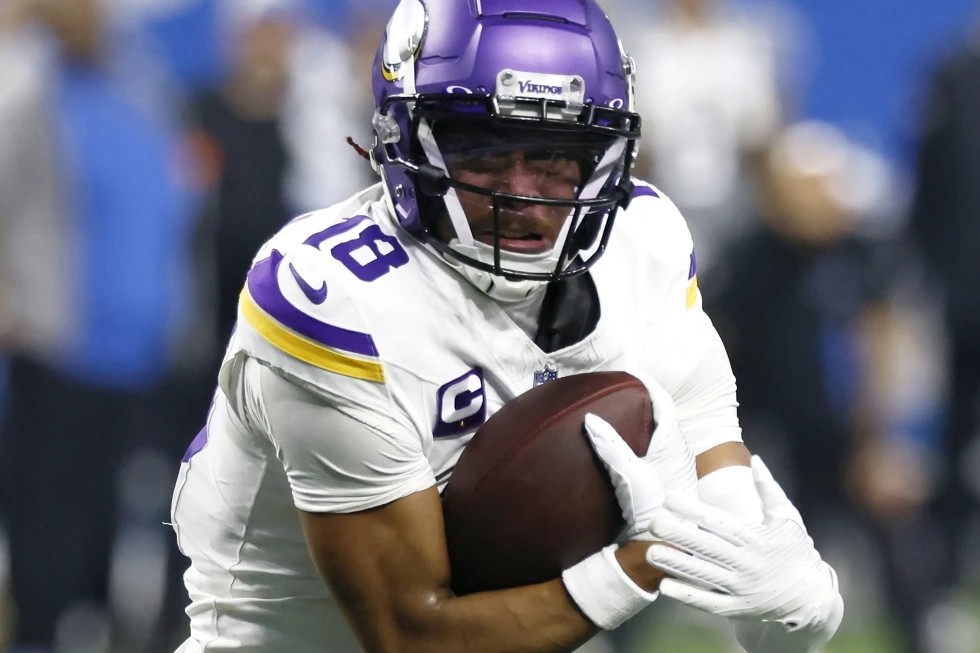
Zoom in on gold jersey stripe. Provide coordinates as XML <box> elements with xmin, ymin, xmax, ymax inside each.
<box><xmin>239</xmin><ymin>289</ymin><xmax>385</xmax><ymax>383</ymax></box>
<box><xmin>686</xmin><ymin>275</ymin><xmax>699</xmax><ymax>309</ymax></box>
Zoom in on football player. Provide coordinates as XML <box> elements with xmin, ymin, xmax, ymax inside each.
<box><xmin>170</xmin><ymin>1</ymin><xmax>843</xmax><ymax>652</ymax></box>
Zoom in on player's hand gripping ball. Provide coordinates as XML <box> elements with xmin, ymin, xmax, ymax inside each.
<box><xmin>442</xmin><ymin>371</ymin><xmax>654</xmax><ymax>595</ymax></box>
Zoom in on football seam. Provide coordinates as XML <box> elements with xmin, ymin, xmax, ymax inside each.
<box><xmin>459</xmin><ymin>377</ymin><xmax>645</xmax><ymax>503</ymax></box>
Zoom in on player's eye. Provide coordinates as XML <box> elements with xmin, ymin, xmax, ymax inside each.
<box><xmin>447</xmin><ymin>154</ymin><xmax>512</xmax><ymax>175</ymax></box>
<box><xmin>525</xmin><ymin>147</ymin><xmax>572</xmax><ymax>162</ymax></box>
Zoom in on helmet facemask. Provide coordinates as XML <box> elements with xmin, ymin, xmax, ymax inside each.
<box><xmin>375</xmin><ymin>91</ymin><xmax>639</xmax><ymax>296</ymax></box>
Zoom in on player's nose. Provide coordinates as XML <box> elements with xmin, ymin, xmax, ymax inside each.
<box><xmin>497</xmin><ymin>156</ymin><xmax>544</xmax><ymax>198</ymax></box>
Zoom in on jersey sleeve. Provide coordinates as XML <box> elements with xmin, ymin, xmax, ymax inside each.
<box><xmin>225</xmin><ymin>212</ymin><xmax>398</xmax><ymax>417</ymax></box>
<box><xmin>216</xmin><ymin>209</ymin><xmax>436</xmax><ymax>512</ymax></box>
<box><xmin>633</xmin><ymin>190</ymin><xmax>743</xmax><ymax>454</ymax></box>
<box><xmin>241</xmin><ymin>355</ymin><xmax>436</xmax><ymax>513</ymax></box>
<box><xmin>670</xmin><ymin>324</ymin><xmax>743</xmax><ymax>455</ymax></box>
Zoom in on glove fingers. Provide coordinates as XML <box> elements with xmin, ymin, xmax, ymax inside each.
<box><xmin>746</xmin><ymin>563</ymin><xmax>837</xmax><ymax>619</ymax></box>
<box><xmin>584</xmin><ymin>413</ymin><xmax>638</xmax><ymax>469</ymax></box>
<box><xmin>658</xmin><ymin>577</ymin><xmax>740</xmax><ymax>615</ymax></box>
<box><xmin>646</xmin><ymin>545</ymin><xmax>733</xmax><ymax>593</ymax></box>
<box><xmin>644</xmin><ymin>428</ymin><xmax>697</xmax><ymax>497</ymax></box>
<box><xmin>583</xmin><ymin>413</ymin><xmax>664</xmax><ymax>528</ymax></box>
<box><xmin>663</xmin><ymin>492</ymin><xmax>753</xmax><ymax>547</ymax></box>
<box><xmin>647</xmin><ymin>510</ymin><xmax>741</xmax><ymax>566</ymax></box>
<box><xmin>750</xmin><ymin>455</ymin><xmax>788</xmax><ymax>505</ymax></box>
<box><xmin>751</xmin><ymin>456</ymin><xmax>805</xmax><ymax>528</ymax></box>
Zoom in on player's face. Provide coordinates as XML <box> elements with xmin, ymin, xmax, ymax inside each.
<box><xmin>433</xmin><ymin>124</ymin><xmax>599</xmax><ymax>254</ymax></box>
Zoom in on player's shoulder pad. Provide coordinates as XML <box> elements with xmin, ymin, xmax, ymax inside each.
<box><xmin>234</xmin><ymin>191</ymin><xmax>409</xmax><ymax>391</ymax></box>
<box><xmin>617</xmin><ymin>179</ymin><xmax>694</xmax><ymax>262</ymax></box>
<box><xmin>606</xmin><ymin>180</ymin><xmax>700</xmax><ymax>310</ymax></box>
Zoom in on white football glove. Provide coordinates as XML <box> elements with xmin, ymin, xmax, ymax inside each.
<box><xmin>583</xmin><ymin>413</ymin><xmax>666</xmax><ymax>540</ymax></box>
<box><xmin>560</xmin><ymin>389</ymin><xmax>700</xmax><ymax>632</ymax></box>
<box><xmin>634</xmin><ymin>373</ymin><xmax>698</xmax><ymax>499</ymax></box>
<box><xmin>561</xmin><ymin>413</ymin><xmax>665</xmax><ymax>630</ymax></box>
<box><xmin>646</xmin><ymin>456</ymin><xmax>844</xmax><ymax>652</ymax></box>
<box><xmin>580</xmin><ymin>375</ymin><xmax>698</xmax><ymax>539</ymax></box>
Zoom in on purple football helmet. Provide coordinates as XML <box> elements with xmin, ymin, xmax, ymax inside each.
<box><xmin>371</xmin><ymin>0</ymin><xmax>640</xmax><ymax>292</ymax></box>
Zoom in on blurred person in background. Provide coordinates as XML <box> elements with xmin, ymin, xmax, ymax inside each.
<box><xmin>175</xmin><ymin>0</ymin><xmax>375</xmax><ymax>359</ymax></box>
<box><xmin>275</xmin><ymin>0</ymin><xmax>377</xmax><ymax>216</ymax></box>
<box><xmin>189</xmin><ymin>4</ymin><xmax>300</xmax><ymax>362</ymax></box>
<box><xmin>708</xmin><ymin>121</ymin><xmax>941</xmax><ymax>652</ymax></box>
<box><xmin>129</xmin><ymin>2</ymin><xmax>377</xmax><ymax>647</ymax></box>
<box><xmin>0</xmin><ymin>0</ymin><xmax>197</xmax><ymax>651</ymax></box>
<box><xmin>623</xmin><ymin>0</ymin><xmax>786</xmax><ymax>280</ymax></box>
<box><xmin>909</xmin><ymin>18</ymin><xmax>980</xmax><ymax>647</ymax></box>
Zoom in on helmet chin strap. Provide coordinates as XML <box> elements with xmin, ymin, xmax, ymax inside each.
<box><xmin>438</xmin><ymin>220</ymin><xmax>578</xmax><ymax>302</ymax></box>
<box><xmin>442</xmin><ymin>240</ymin><xmax>548</xmax><ymax>302</ymax></box>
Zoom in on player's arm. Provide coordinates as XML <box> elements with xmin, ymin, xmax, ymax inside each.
<box><xmin>641</xmin><ymin>324</ymin><xmax>844</xmax><ymax>653</ymax></box>
<box><xmin>645</xmin><ymin>303</ymin><xmax>764</xmax><ymax>520</ymax></box>
<box><xmin>300</xmin><ymin>488</ymin><xmax>598</xmax><ymax>653</ymax></box>
<box><xmin>300</xmin><ymin>488</ymin><xmax>662</xmax><ymax>653</ymax></box>
<box><xmin>632</xmin><ymin>199</ymin><xmax>757</xmax><ymax>505</ymax></box>
<box><xmin>695</xmin><ymin>441</ymin><xmax>750</xmax><ymax>477</ymax></box>
<box><xmin>635</xmin><ymin>214</ymin><xmax>842</xmax><ymax>649</ymax></box>
<box><xmin>249</xmin><ymin>359</ymin><xmax>662</xmax><ymax>653</ymax></box>
<box><xmin>677</xmin><ymin>325</ymin><xmax>762</xmax><ymax>522</ymax></box>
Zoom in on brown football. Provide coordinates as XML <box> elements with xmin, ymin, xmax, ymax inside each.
<box><xmin>442</xmin><ymin>371</ymin><xmax>654</xmax><ymax>596</ymax></box>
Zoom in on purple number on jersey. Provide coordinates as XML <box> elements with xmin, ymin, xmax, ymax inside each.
<box><xmin>330</xmin><ymin>223</ymin><xmax>409</xmax><ymax>282</ymax></box>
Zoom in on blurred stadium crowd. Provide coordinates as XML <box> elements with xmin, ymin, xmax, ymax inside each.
<box><xmin>0</xmin><ymin>0</ymin><xmax>977</xmax><ymax>652</ymax></box>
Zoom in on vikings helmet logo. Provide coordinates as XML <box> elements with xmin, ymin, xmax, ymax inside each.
<box><xmin>381</xmin><ymin>0</ymin><xmax>428</xmax><ymax>84</ymax></box>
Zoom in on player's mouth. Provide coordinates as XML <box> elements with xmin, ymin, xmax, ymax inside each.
<box><xmin>476</xmin><ymin>230</ymin><xmax>554</xmax><ymax>254</ymax></box>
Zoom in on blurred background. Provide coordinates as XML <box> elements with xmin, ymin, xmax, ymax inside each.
<box><xmin>0</xmin><ymin>0</ymin><xmax>977</xmax><ymax>652</ymax></box>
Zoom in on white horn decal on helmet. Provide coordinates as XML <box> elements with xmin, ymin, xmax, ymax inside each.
<box><xmin>380</xmin><ymin>0</ymin><xmax>428</xmax><ymax>93</ymax></box>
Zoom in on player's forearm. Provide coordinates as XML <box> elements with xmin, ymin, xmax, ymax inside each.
<box><xmin>349</xmin><ymin>541</ymin><xmax>662</xmax><ymax>653</ymax></box>
<box><xmin>336</xmin><ymin>576</ymin><xmax>595</xmax><ymax>653</ymax></box>
<box><xmin>695</xmin><ymin>441</ymin><xmax>764</xmax><ymax>524</ymax></box>
<box><xmin>402</xmin><ymin>579</ymin><xmax>597</xmax><ymax>653</ymax></box>
<box><xmin>695</xmin><ymin>440</ymin><xmax>750</xmax><ymax>478</ymax></box>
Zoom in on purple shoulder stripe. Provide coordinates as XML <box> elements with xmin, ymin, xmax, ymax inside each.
<box><xmin>632</xmin><ymin>185</ymin><xmax>659</xmax><ymax>199</ymax></box>
<box><xmin>247</xmin><ymin>249</ymin><xmax>380</xmax><ymax>357</ymax></box>
<box><xmin>688</xmin><ymin>249</ymin><xmax>697</xmax><ymax>279</ymax></box>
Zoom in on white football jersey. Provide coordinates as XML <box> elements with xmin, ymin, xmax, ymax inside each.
<box><xmin>170</xmin><ymin>181</ymin><xmax>742</xmax><ymax>652</ymax></box>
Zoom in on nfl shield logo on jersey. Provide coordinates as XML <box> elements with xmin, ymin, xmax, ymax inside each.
<box><xmin>533</xmin><ymin>365</ymin><xmax>559</xmax><ymax>386</ymax></box>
